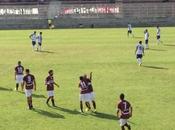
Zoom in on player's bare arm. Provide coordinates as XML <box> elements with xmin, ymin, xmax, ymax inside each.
<box><xmin>90</xmin><ymin>72</ymin><xmax>92</xmax><ymax>81</ymax></box>
<box><xmin>116</xmin><ymin>109</ymin><xmax>120</xmax><ymax>119</ymax></box>
<box><xmin>54</xmin><ymin>82</ymin><xmax>59</xmax><ymax>87</ymax></box>
<box><xmin>130</xmin><ymin>106</ymin><xmax>133</xmax><ymax>117</ymax></box>
<box><xmin>34</xmin><ymin>80</ymin><xmax>36</xmax><ymax>91</ymax></box>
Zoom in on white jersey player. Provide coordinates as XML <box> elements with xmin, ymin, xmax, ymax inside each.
<box><xmin>135</xmin><ymin>41</ymin><xmax>144</xmax><ymax>66</ymax></box>
<box><xmin>37</xmin><ymin>32</ymin><xmax>42</xmax><ymax>51</ymax></box>
<box><xmin>156</xmin><ymin>26</ymin><xmax>161</xmax><ymax>44</ymax></box>
<box><xmin>144</xmin><ymin>29</ymin><xmax>149</xmax><ymax>49</ymax></box>
<box><xmin>29</xmin><ymin>31</ymin><xmax>37</xmax><ymax>50</ymax></box>
<box><xmin>127</xmin><ymin>23</ymin><xmax>134</xmax><ymax>37</ymax></box>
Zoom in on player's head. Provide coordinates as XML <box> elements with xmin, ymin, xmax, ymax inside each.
<box><xmin>49</xmin><ymin>70</ymin><xmax>53</xmax><ymax>76</ymax></box>
<box><xmin>34</xmin><ymin>31</ymin><xmax>36</xmax><ymax>34</ymax></box>
<box><xmin>139</xmin><ymin>41</ymin><xmax>142</xmax><ymax>44</ymax></box>
<box><xmin>157</xmin><ymin>25</ymin><xmax>159</xmax><ymax>28</ymax></box>
<box><xmin>25</xmin><ymin>69</ymin><xmax>30</xmax><ymax>74</ymax></box>
<box><xmin>79</xmin><ymin>76</ymin><xmax>84</xmax><ymax>81</ymax></box>
<box><xmin>18</xmin><ymin>61</ymin><xmax>21</xmax><ymax>65</ymax></box>
<box><xmin>120</xmin><ymin>93</ymin><xmax>125</xmax><ymax>100</ymax></box>
<box><xmin>40</xmin><ymin>32</ymin><xmax>42</xmax><ymax>35</ymax></box>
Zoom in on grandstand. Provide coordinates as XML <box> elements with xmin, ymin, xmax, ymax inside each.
<box><xmin>0</xmin><ymin>0</ymin><xmax>175</xmax><ymax>29</ymax></box>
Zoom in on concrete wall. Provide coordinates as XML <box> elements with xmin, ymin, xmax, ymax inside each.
<box><xmin>0</xmin><ymin>2</ymin><xmax>175</xmax><ymax>29</ymax></box>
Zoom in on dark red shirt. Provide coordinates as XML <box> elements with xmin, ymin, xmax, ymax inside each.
<box><xmin>45</xmin><ymin>76</ymin><xmax>54</xmax><ymax>91</ymax></box>
<box><xmin>23</xmin><ymin>74</ymin><xmax>35</xmax><ymax>90</ymax></box>
<box><xmin>118</xmin><ymin>100</ymin><xmax>131</xmax><ymax>119</ymax></box>
<box><xmin>79</xmin><ymin>81</ymin><xmax>90</xmax><ymax>94</ymax></box>
<box><xmin>85</xmin><ymin>78</ymin><xmax>93</xmax><ymax>92</ymax></box>
<box><xmin>15</xmin><ymin>65</ymin><xmax>24</xmax><ymax>75</ymax></box>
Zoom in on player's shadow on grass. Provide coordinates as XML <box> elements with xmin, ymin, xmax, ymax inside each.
<box><xmin>164</xmin><ymin>44</ymin><xmax>175</xmax><ymax>47</ymax></box>
<box><xmin>33</xmin><ymin>94</ymin><xmax>46</xmax><ymax>99</ymax></box>
<box><xmin>36</xmin><ymin>50</ymin><xmax>55</xmax><ymax>53</ymax></box>
<box><xmin>49</xmin><ymin>106</ymin><xmax>80</xmax><ymax>115</ymax></box>
<box><xmin>0</xmin><ymin>86</ymin><xmax>13</xmax><ymax>91</ymax></box>
<box><xmin>143</xmin><ymin>65</ymin><xmax>168</xmax><ymax>70</ymax></box>
<box><xmin>91</xmin><ymin>112</ymin><xmax>118</xmax><ymax>121</ymax></box>
<box><xmin>149</xmin><ymin>48</ymin><xmax>167</xmax><ymax>51</ymax></box>
<box><xmin>33</xmin><ymin>108</ymin><xmax>65</xmax><ymax>119</ymax></box>
<box><xmin>17</xmin><ymin>91</ymin><xmax>46</xmax><ymax>98</ymax></box>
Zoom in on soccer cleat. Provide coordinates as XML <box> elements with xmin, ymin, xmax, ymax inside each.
<box><xmin>93</xmin><ymin>109</ymin><xmax>97</xmax><ymax>113</ymax></box>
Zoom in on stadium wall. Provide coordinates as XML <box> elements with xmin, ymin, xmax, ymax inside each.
<box><xmin>0</xmin><ymin>2</ymin><xmax>175</xmax><ymax>29</ymax></box>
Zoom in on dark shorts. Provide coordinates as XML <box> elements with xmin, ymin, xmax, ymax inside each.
<box><xmin>145</xmin><ymin>39</ymin><xmax>148</xmax><ymax>44</ymax></box>
<box><xmin>157</xmin><ymin>35</ymin><xmax>160</xmax><ymax>40</ymax></box>
<box><xmin>128</xmin><ymin>30</ymin><xmax>132</xmax><ymax>34</ymax></box>
<box><xmin>32</xmin><ymin>41</ymin><xmax>36</xmax><ymax>46</ymax></box>
<box><xmin>38</xmin><ymin>42</ymin><xmax>42</xmax><ymax>46</ymax></box>
<box><xmin>136</xmin><ymin>54</ymin><xmax>143</xmax><ymax>59</ymax></box>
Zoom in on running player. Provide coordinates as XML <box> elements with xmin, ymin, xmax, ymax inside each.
<box><xmin>84</xmin><ymin>72</ymin><xmax>96</xmax><ymax>112</ymax></box>
<box><xmin>45</xmin><ymin>70</ymin><xmax>59</xmax><ymax>107</ymax></box>
<box><xmin>22</xmin><ymin>69</ymin><xmax>36</xmax><ymax>110</ymax></box>
<box><xmin>37</xmin><ymin>32</ymin><xmax>42</xmax><ymax>51</ymax></box>
<box><xmin>29</xmin><ymin>31</ymin><xmax>37</xmax><ymax>50</ymax></box>
<box><xmin>135</xmin><ymin>41</ymin><xmax>144</xmax><ymax>66</ymax></box>
<box><xmin>79</xmin><ymin>76</ymin><xmax>91</xmax><ymax>113</ymax></box>
<box><xmin>127</xmin><ymin>23</ymin><xmax>134</xmax><ymax>37</ymax></box>
<box><xmin>144</xmin><ymin>29</ymin><xmax>149</xmax><ymax>49</ymax></box>
<box><xmin>14</xmin><ymin>61</ymin><xmax>24</xmax><ymax>91</ymax></box>
<box><xmin>156</xmin><ymin>26</ymin><xmax>161</xmax><ymax>44</ymax></box>
<box><xmin>116</xmin><ymin>93</ymin><xmax>132</xmax><ymax>130</ymax></box>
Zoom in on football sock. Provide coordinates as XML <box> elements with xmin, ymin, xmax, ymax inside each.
<box><xmin>16</xmin><ymin>84</ymin><xmax>19</xmax><ymax>91</ymax></box>
<box><xmin>51</xmin><ymin>99</ymin><xmax>55</xmax><ymax>106</ymax></box>
<box><xmin>92</xmin><ymin>101</ymin><xmax>96</xmax><ymax>109</ymax></box>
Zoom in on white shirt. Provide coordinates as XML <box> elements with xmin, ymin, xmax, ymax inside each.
<box><xmin>145</xmin><ymin>32</ymin><xmax>149</xmax><ymax>40</ymax></box>
<box><xmin>30</xmin><ymin>33</ymin><xmax>37</xmax><ymax>42</ymax></box>
<box><xmin>128</xmin><ymin>24</ymin><xmax>132</xmax><ymax>31</ymax></box>
<box><xmin>37</xmin><ymin>34</ymin><xmax>42</xmax><ymax>43</ymax></box>
<box><xmin>136</xmin><ymin>44</ymin><xmax>144</xmax><ymax>55</ymax></box>
<box><xmin>157</xmin><ymin>28</ymin><xmax>160</xmax><ymax>36</ymax></box>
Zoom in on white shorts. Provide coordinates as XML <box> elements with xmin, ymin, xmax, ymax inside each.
<box><xmin>119</xmin><ymin>119</ymin><xmax>128</xmax><ymax>126</ymax></box>
<box><xmin>25</xmin><ymin>89</ymin><xmax>33</xmax><ymax>97</ymax></box>
<box><xmin>16</xmin><ymin>75</ymin><xmax>23</xmax><ymax>84</ymax></box>
<box><xmin>47</xmin><ymin>90</ymin><xmax>54</xmax><ymax>97</ymax></box>
<box><xmin>90</xmin><ymin>92</ymin><xmax>95</xmax><ymax>101</ymax></box>
<box><xmin>80</xmin><ymin>93</ymin><xmax>91</xmax><ymax>102</ymax></box>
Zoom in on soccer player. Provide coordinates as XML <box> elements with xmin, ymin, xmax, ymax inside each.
<box><xmin>79</xmin><ymin>76</ymin><xmax>91</xmax><ymax>113</ymax></box>
<box><xmin>22</xmin><ymin>69</ymin><xmax>36</xmax><ymax>110</ymax></box>
<box><xmin>84</xmin><ymin>72</ymin><xmax>96</xmax><ymax>112</ymax></box>
<box><xmin>135</xmin><ymin>41</ymin><xmax>144</xmax><ymax>66</ymax></box>
<box><xmin>127</xmin><ymin>23</ymin><xmax>134</xmax><ymax>37</ymax></box>
<box><xmin>156</xmin><ymin>26</ymin><xmax>161</xmax><ymax>44</ymax></box>
<box><xmin>37</xmin><ymin>32</ymin><xmax>42</xmax><ymax>51</ymax></box>
<box><xmin>29</xmin><ymin>31</ymin><xmax>37</xmax><ymax>50</ymax></box>
<box><xmin>14</xmin><ymin>61</ymin><xmax>24</xmax><ymax>91</ymax></box>
<box><xmin>45</xmin><ymin>70</ymin><xmax>59</xmax><ymax>107</ymax></box>
<box><xmin>144</xmin><ymin>29</ymin><xmax>149</xmax><ymax>49</ymax></box>
<box><xmin>116</xmin><ymin>93</ymin><xmax>132</xmax><ymax>130</ymax></box>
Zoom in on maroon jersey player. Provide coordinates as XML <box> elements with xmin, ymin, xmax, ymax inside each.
<box><xmin>14</xmin><ymin>61</ymin><xmax>24</xmax><ymax>91</ymax></box>
<box><xmin>45</xmin><ymin>70</ymin><xmax>59</xmax><ymax>107</ymax></box>
<box><xmin>79</xmin><ymin>76</ymin><xmax>91</xmax><ymax>113</ymax></box>
<box><xmin>116</xmin><ymin>93</ymin><xmax>132</xmax><ymax>130</ymax></box>
<box><xmin>22</xmin><ymin>69</ymin><xmax>36</xmax><ymax>110</ymax></box>
<box><xmin>84</xmin><ymin>72</ymin><xmax>96</xmax><ymax>112</ymax></box>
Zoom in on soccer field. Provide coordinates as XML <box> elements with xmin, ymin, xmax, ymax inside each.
<box><xmin>0</xmin><ymin>28</ymin><xmax>175</xmax><ymax>130</ymax></box>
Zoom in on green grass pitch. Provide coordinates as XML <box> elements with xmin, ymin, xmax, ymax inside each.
<box><xmin>0</xmin><ymin>28</ymin><xmax>175</xmax><ymax>130</ymax></box>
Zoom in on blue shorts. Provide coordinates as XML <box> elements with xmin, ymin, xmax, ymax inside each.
<box><xmin>136</xmin><ymin>54</ymin><xmax>143</xmax><ymax>59</ymax></box>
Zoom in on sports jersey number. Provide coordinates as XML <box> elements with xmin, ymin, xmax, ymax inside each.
<box><xmin>138</xmin><ymin>46</ymin><xmax>142</xmax><ymax>51</ymax></box>
<box><xmin>18</xmin><ymin>67</ymin><xmax>23</xmax><ymax>73</ymax></box>
<box><xmin>123</xmin><ymin>102</ymin><xmax>127</xmax><ymax>110</ymax></box>
<box><xmin>27</xmin><ymin>76</ymin><xmax>32</xmax><ymax>82</ymax></box>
